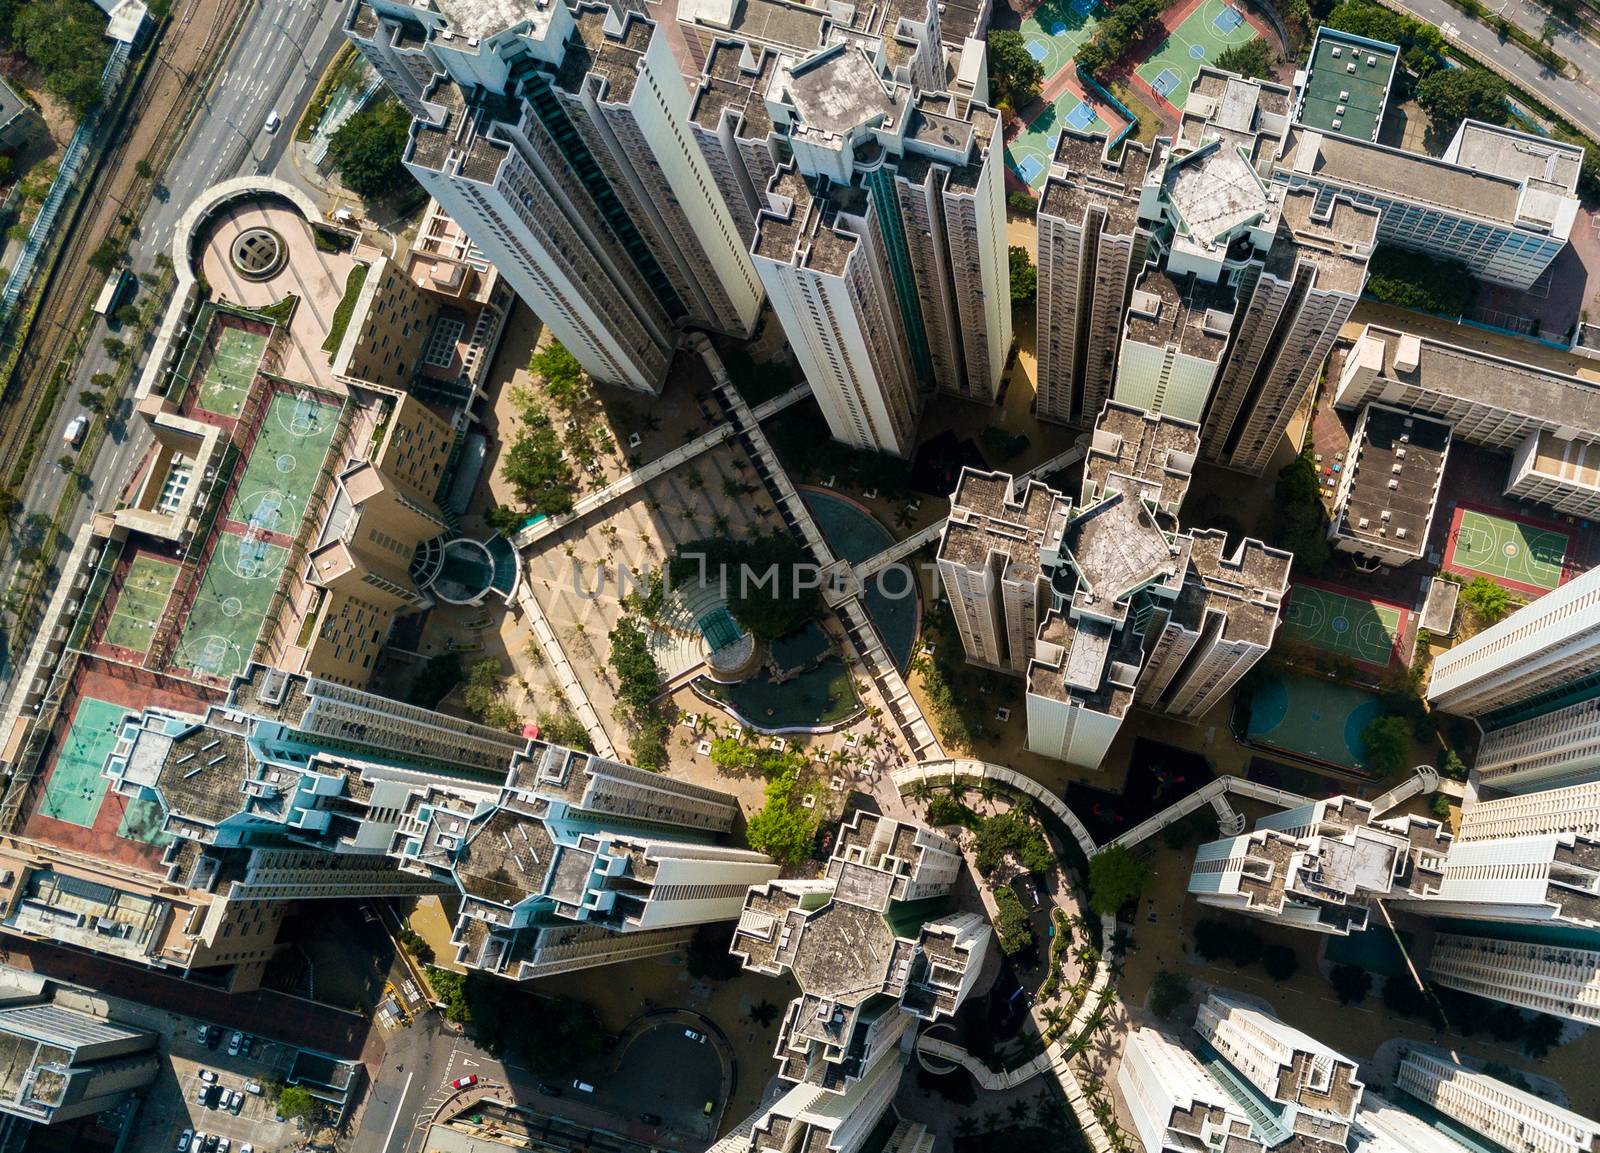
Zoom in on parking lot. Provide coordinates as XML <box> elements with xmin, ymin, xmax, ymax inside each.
<box><xmin>122</xmin><ymin>1014</ymin><xmax>311</xmax><ymax>1153</ymax></box>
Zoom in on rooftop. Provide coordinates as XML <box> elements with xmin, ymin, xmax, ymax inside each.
<box><xmin>939</xmin><ymin>469</ymin><xmax>1071</xmax><ymax>582</ymax></box>
<box><xmin>1082</xmin><ymin>401</ymin><xmax>1200</xmax><ymax>511</ymax></box>
<box><xmin>691</xmin><ymin>40</ymin><xmax>778</xmax><ymax>139</ymax></box>
<box><xmin>753</xmin><ymin>167</ymin><xmax>867</xmax><ymax>275</ymax></box>
<box><xmin>556</xmin><ymin>7</ymin><xmax>652</xmax><ymax>103</ymax></box>
<box><xmin>1162</xmin><ymin>139</ymin><xmax>1277</xmax><ymax>250</ymax></box>
<box><xmin>1332</xmin><ymin>404</ymin><xmax>1449</xmax><ymax>561</ymax></box>
<box><xmin>1269</xmin><ymin>188</ymin><xmax>1378</xmax><ymax>295</ymax></box>
<box><xmin>1445</xmin><ymin>119</ymin><xmax>1584</xmax><ymax>196</ymax></box>
<box><xmin>1297</xmin><ymin>28</ymin><xmax>1397</xmax><ymax>142</ymax></box>
<box><xmin>1062</xmin><ymin>492</ymin><xmax>1187</xmax><ymax>613</ymax></box>
<box><xmin>1125</xmin><ymin>269</ymin><xmax>1235</xmax><ymax>362</ymax></box>
<box><xmin>1039</xmin><ymin>133</ymin><xmax>1148</xmax><ymax>237</ymax></box>
<box><xmin>1173</xmin><ymin>531</ymin><xmax>1291</xmax><ymax>649</ymax></box>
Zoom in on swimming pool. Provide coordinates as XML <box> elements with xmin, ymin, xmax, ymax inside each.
<box><xmin>801</xmin><ymin>490</ymin><xmax>919</xmax><ymax>671</ymax></box>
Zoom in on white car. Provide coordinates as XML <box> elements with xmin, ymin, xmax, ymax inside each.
<box><xmin>198</xmin><ymin>1069</ymin><xmax>218</xmax><ymax>1084</ymax></box>
<box><xmin>684</xmin><ymin>1028</ymin><xmax>707</xmax><ymax>1044</ymax></box>
<box><xmin>177</xmin><ymin>1130</ymin><xmax>194</xmax><ymax>1153</ymax></box>
<box><xmin>227</xmin><ymin>1031</ymin><xmax>243</xmax><ymax>1056</ymax></box>
<box><xmin>264</xmin><ymin>110</ymin><xmax>281</xmax><ymax>134</ymax></box>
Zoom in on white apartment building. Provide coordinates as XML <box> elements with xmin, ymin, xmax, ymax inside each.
<box><xmin>1035</xmin><ymin>133</ymin><xmax>1152</xmax><ymax>426</ymax></box>
<box><xmin>730</xmin><ymin>814</ymin><xmax>988</xmax><ymax>1101</ymax></box>
<box><xmin>1395</xmin><ymin>1046</ymin><xmax>1600</xmax><ymax>1153</ymax></box>
<box><xmin>1457</xmin><ymin>780</ymin><xmax>1600</xmax><ymax>843</ymax></box>
<box><xmin>1336</xmin><ymin>325</ymin><xmax>1600</xmax><ymax>519</ymax></box>
<box><xmin>1114</xmin><ymin>267</ymin><xmax>1235</xmax><ymax>424</ymax></box>
<box><xmin>688</xmin><ymin>40</ymin><xmax>783</xmax><ymax>244</ymax></box>
<box><xmin>1427</xmin><ymin>564</ymin><xmax>1600</xmax><ymax>719</ymax></box>
<box><xmin>936</xmin><ymin>469</ymin><xmax>1071</xmax><ymax>674</ymax></box>
<box><xmin>1474</xmin><ymin>697</ymin><xmax>1600</xmax><ymax>794</ymax></box>
<box><xmin>1427</xmin><ymin>933</ymin><xmax>1600</xmax><ymax>1027</ymax></box>
<box><xmin>750</xmin><ymin>42</ymin><xmax>1010</xmax><ymax>453</ymax></box>
<box><xmin>1393</xmin><ymin>833</ymin><xmax>1600</xmax><ymax>930</ymax></box>
<box><xmin>1326</xmin><ymin>405</ymin><xmax>1450</xmax><ymax>570</ymax></box>
<box><xmin>1352</xmin><ymin>1091</ymin><xmax>1478</xmax><ymax>1153</ymax></box>
<box><xmin>348</xmin><ymin>0</ymin><xmax>763</xmax><ymax>394</ymax></box>
<box><xmin>1188</xmin><ymin>796</ymin><xmax>1449</xmax><ymax>935</ymax></box>
<box><xmin>1118</xmin><ymin>1027</ymin><xmax>1264</xmax><ymax>1153</ymax></box>
<box><xmin>1195</xmin><ymin>992</ymin><xmax>1365</xmax><ymax>1149</ymax></box>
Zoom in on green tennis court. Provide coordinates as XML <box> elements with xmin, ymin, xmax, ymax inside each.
<box><xmin>1282</xmin><ymin>584</ymin><xmax>1404</xmax><ymax>667</ymax></box>
<box><xmin>1135</xmin><ymin>0</ymin><xmax>1260</xmax><ymax>106</ymax></box>
<box><xmin>1445</xmin><ymin>507</ymin><xmax>1569</xmax><ymax>593</ymax></box>
<box><xmin>196</xmin><ymin>324</ymin><xmax>268</xmax><ymax>418</ymax></box>
<box><xmin>173</xmin><ymin>531</ymin><xmax>287</xmax><ymax>680</ymax></box>
<box><xmin>101</xmin><ymin>555</ymin><xmax>178</xmax><ymax>655</ymax></box>
<box><xmin>39</xmin><ymin>697</ymin><xmax>128</xmax><ymax>827</ymax></box>
<box><xmin>233</xmin><ymin>390</ymin><xmax>341</xmax><ymax>536</ymax></box>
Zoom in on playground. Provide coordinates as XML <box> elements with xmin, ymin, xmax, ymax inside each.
<box><xmin>172</xmin><ymin>531</ymin><xmax>288</xmax><ymax>680</ymax></box>
<box><xmin>1131</xmin><ymin>0</ymin><xmax>1264</xmax><ymax>111</ymax></box>
<box><xmin>1242</xmin><ymin>672</ymin><xmax>1386</xmax><ymax>773</ymax></box>
<box><xmin>1443</xmin><ymin>505</ymin><xmax>1572</xmax><ymax>596</ymax></box>
<box><xmin>232</xmin><ymin>389</ymin><xmax>341</xmax><ymax>536</ymax></box>
<box><xmin>36</xmin><ymin>696</ymin><xmax>127</xmax><ymax>828</ymax></box>
<box><xmin>192</xmin><ymin>314</ymin><xmax>269</xmax><ymax>418</ymax></box>
<box><xmin>101</xmin><ymin>555</ymin><xmax>178</xmax><ymax>656</ymax></box>
<box><xmin>1281</xmin><ymin>583</ymin><xmax>1406</xmax><ymax>669</ymax></box>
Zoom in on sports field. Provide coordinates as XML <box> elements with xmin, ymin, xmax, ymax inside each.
<box><xmin>38</xmin><ymin>697</ymin><xmax>127</xmax><ymax>827</ymax></box>
<box><xmin>101</xmin><ymin>555</ymin><xmax>178</xmax><ymax>655</ymax></box>
<box><xmin>1244</xmin><ymin>672</ymin><xmax>1385</xmax><ymax>773</ymax></box>
<box><xmin>233</xmin><ymin>390</ymin><xmax>340</xmax><ymax>536</ymax></box>
<box><xmin>172</xmin><ymin>531</ymin><xmax>288</xmax><ymax>680</ymax></box>
<box><xmin>1134</xmin><ymin>0</ymin><xmax>1260</xmax><ymax>106</ymax></box>
<box><xmin>1444</xmin><ymin>506</ymin><xmax>1571</xmax><ymax>595</ymax></box>
<box><xmin>1008</xmin><ymin>0</ymin><xmax>1107</xmax><ymax>187</ymax></box>
<box><xmin>196</xmin><ymin>323</ymin><xmax>267</xmax><ymax>418</ymax></box>
<box><xmin>1282</xmin><ymin>583</ymin><xmax>1405</xmax><ymax>668</ymax></box>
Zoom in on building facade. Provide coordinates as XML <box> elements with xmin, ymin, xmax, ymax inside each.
<box><xmin>1394</xmin><ymin>1046</ymin><xmax>1600</xmax><ymax>1153</ymax></box>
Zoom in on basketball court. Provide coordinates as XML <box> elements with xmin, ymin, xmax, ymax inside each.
<box><xmin>1008</xmin><ymin>0</ymin><xmax>1109</xmax><ymax>187</ymax></box>
<box><xmin>1009</xmin><ymin>93</ymin><xmax>1112</xmax><ymax>187</ymax></box>
<box><xmin>101</xmin><ymin>554</ymin><xmax>178</xmax><ymax>655</ymax></box>
<box><xmin>1133</xmin><ymin>0</ymin><xmax>1261</xmax><ymax>109</ymax></box>
<box><xmin>195</xmin><ymin>322</ymin><xmax>268</xmax><ymax>418</ymax></box>
<box><xmin>1443</xmin><ymin>506</ymin><xmax>1571</xmax><ymax>595</ymax></box>
<box><xmin>232</xmin><ymin>390</ymin><xmax>341</xmax><ymax>536</ymax></box>
<box><xmin>37</xmin><ymin>697</ymin><xmax>128</xmax><ymax>828</ymax></box>
<box><xmin>1282</xmin><ymin>583</ymin><xmax>1406</xmax><ymax>668</ymax></box>
<box><xmin>172</xmin><ymin>531</ymin><xmax>288</xmax><ymax>680</ymax></box>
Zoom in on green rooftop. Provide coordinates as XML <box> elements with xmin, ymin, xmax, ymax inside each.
<box><xmin>1297</xmin><ymin>27</ymin><xmax>1396</xmax><ymax>142</ymax></box>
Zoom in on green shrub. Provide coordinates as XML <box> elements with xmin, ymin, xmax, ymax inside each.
<box><xmin>993</xmin><ymin>885</ymin><xmax>1033</xmax><ymax>955</ymax></box>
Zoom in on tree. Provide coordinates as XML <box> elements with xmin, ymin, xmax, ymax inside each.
<box><xmin>1009</xmin><ymin>246</ymin><xmax>1037</xmax><ymax>306</ymax></box>
<box><xmin>1436</xmin><ymin>747</ymin><xmax>1468</xmax><ymax>780</ymax></box>
<box><xmin>1461</xmin><ymin>575</ymin><xmax>1510</xmax><ymax>625</ymax></box>
<box><xmin>1329</xmin><ymin>964</ymin><xmax>1372</xmax><ymax>1005</ymax></box>
<box><xmin>926</xmin><ymin>794</ymin><xmax>971</xmax><ymax>827</ymax></box>
<box><xmin>1214</xmin><ymin>39</ymin><xmax>1276</xmax><ymax>80</ymax></box>
<box><xmin>462</xmin><ymin>659</ymin><xmax>520</xmax><ymax>731</ymax></box>
<box><xmin>1430</xmin><ymin>792</ymin><xmax>1452</xmax><ymax>820</ymax></box>
<box><xmin>530</xmin><ymin>341</ymin><xmax>587</xmax><ymax>408</ymax></box>
<box><xmin>78</xmin><ymin>390</ymin><xmax>106</xmax><ymax>414</ymax></box>
<box><xmin>1087</xmin><ymin>843</ymin><xmax>1151</xmax><ymax>917</ymax></box>
<box><xmin>1262</xmin><ymin>944</ymin><xmax>1299</xmax><ymax>981</ymax></box>
<box><xmin>10</xmin><ymin>0</ymin><xmax>111</xmax><ymax>115</ymax></box>
<box><xmin>988</xmin><ymin>30</ymin><xmax>1044</xmax><ymax>108</ymax></box>
<box><xmin>276</xmin><ymin>1085</ymin><xmax>317</xmax><ymax>1122</ymax></box>
<box><xmin>669</xmin><ymin>534</ymin><xmax>822</xmax><ymax>641</ymax></box>
<box><xmin>1361</xmin><ymin>714</ymin><xmax>1411</xmax><ymax>774</ymax></box>
<box><xmin>1272</xmin><ymin>450</ymin><xmax>1330</xmax><ymax>573</ymax></box>
<box><xmin>328</xmin><ymin>95</ymin><xmax>413</xmax><ymax>200</ymax></box>
<box><xmin>1364</xmin><ymin>246</ymin><xmax>1478</xmax><ymax>315</ymax></box>
<box><xmin>745</xmin><ymin>767</ymin><xmax>819</xmax><ymax>866</ymax></box>
<box><xmin>134</xmin><ymin>157</ymin><xmax>156</xmax><ymax>180</ymax></box>
<box><xmin>974</xmin><ymin>808</ymin><xmax>1054</xmax><ymax>875</ymax></box>
<box><xmin>501</xmin><ymin>410</ymin><xmax>576</xmax><ymax>517</ymax></box>
<box><xmin>535</xmin><ymin>710</ymin><xmax>591</xmax><ymax>751</ymax></box>
<box><xmin>1149</xmin><ymin>969</ymin><xmax>1191</xmax><ymax>1020</ymax></box>
<box><xmin>608</xmin><ymin>619</ymin><xmax>664</xmax><ymax>719</ymax></box>
<box><xmin>992</xmin><ymin>885</ymin><xmax>1034</xmax><ymax>955</ymax></box>
<box><xmin>88</xmin><ymin>239</ymin><xmax>124</xmax><ymax>276</ymax></box>
<box><xmin>1523</xmin><ymin>1013</ymin><xmax>1565</xmax><ymax>1059</ymax></box>
<box><xmin>1416</xmin><ymin>67</ymin><xmax>1510</xmax><ymax>135</ymax></box>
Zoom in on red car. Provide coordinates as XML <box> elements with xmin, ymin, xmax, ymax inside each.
<box><xmin>451</xmin><ymin>1076</ymin><xmax>478</xmax><ymax>1091</ymax></box>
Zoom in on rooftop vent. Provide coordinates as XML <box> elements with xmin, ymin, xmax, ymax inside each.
<box><xmin>1332</xmin><ymin>46</ymin><xmax>1342</xmax><ymax>57</ymax></box>
<box><xmin>1347</xmin><ymin>62</ymin><xmax>1357</xmax><ymax>73</ymax></box>
<box><xmin>1395</xmin><ymin>527</ymin><xmax>1408</xmax><ymax>539</ymax></box>
<box><xmin>1339</xmin><ymin>89</ymin><xmax>1350</xmax><ymax>100</ymax></box>
<box><xmin>1331</xmin><ymin>119</ymin><xmax>1342</xmax><ymax>129</ymax></box>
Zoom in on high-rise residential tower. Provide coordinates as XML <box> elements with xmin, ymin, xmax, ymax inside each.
<box><xmin>1394</xmin><ymin>1046</ymin><xmax>1600</xmax><ymax>1153</ymax></box>
<box><xmin>347</xmin><ymin>0</ymin><xmax>764</xmax><ymax>394</ymax></box>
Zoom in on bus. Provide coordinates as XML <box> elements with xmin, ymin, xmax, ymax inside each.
<box><xmin>94</xmin><ymin>267</ymin><xmax>134</xmax><ymax>319</ymax></box>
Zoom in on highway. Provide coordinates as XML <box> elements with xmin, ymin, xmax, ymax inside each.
<box><xmin>1382</xmin><ymin>0</ymin><xmax>1600</xmax><ymax>134</ymax></box>
<box><xmin>0</xmin><ymin>0</ymin><xmax>348</xmax><ymax>703</ymax></box>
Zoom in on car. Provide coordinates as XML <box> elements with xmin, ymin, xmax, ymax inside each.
<box><xmin>572</xmin><ymin>1080</ymin><xmax>596</xmax><ymax>1093</ymax></box>
<box><xmin>239</xmin><ymin>1034</ymin><xmax>254</xmax><ymax>1057</ymax></box>
<box><xmin>216</xmin><ymin>1139</ymin><xmax>231</xmax><ymax>1153</ymax></box>
<box><xmin>194</xmin><ymin>1024</ymin><xmax>211</xmax><ymax>1045</ymax></box>
<box><xmin>240</xmin><ymin>1146</ymin><xmax>254</xmax><ymax>1153</ymax></box>
<box><xmin>243</xmin><ymin>1080</ymin><xmax>263</xmax><ymax>1096</ymax></box>
<box><xmin>535</xmin><ymin>1082</ymin><xmax>562</xmax><ymax>1097</ymax></box>
<box><xmin>198</xmin><ymin>1069</ymin><xmax>218</xmax><ymax>1084</ymax></box>
<box><xmin>192</xmin><ymin>1133</ymin><xmax>206</xmax><ymax>1152</ymax></box>
<box><xmin>683</xmin><ymin>1028</ymin><xmax>707</xmax><ymax>1044</ymax></box>
<box><xmin>206</xmin><ymin>1028</ymin><xmax>222</xmax><ymax>1049</ymax></box>
<box><xmin>203</xmin><ymin>1136</ymin><xmax>219</xmax><ymax>1153</ymax></box>
<box><xmin>640</xmin><ymin>1113</ymin><xmax>663</xmax><ymax>1126</ymax></box>
<box><xmin>703</xmin><ymin>1100</ymin><xmax>714</xmax><ymax>1117</ymax></box>
<box><xmin>263</xmin><ymin>110</ymin><xmax>281</xmax><ymax>134</ymax></box>
<box><xmin>227</xmin><ymin>1031</ymin><xmax>243</xmax><ymax>1056</ymax></box>
<box><xmin>62</xmin><ymin>415</ymin><xmax>88</xmax><ymax>449</ymax></box>
<box><xmin>193</xmin><ymin>1084</ymin><xmax>212</xmax><ymax>1108</ymax></box>
<box><xmin>451</xmin><ymin>1075</ymin><xmax>478</xmax><ymax>1090</ymax></box>
<box><xmin>227</xmin><ymin>1090</ymin><xmax>243</xmax><ymax>1114</ymax></box>
<box><xmin>177</xmin><ymin>1130</ymin><xmax>194</xmax><ymax>1153</ymax></box>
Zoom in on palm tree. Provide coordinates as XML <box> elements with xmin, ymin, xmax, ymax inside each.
<box><xmin>1035</xmin><ymin>1093</ymin><xmax>1067</xmax><ymax>1128</ymax></box>
<box><xmin>955</xmin><ymin>1118</ymin><xmax>978</xmax><ymax>1138</ymax></box>
<box><xmin>1007</xmin><ymin>1099</ymin><xmax>1030</xmax><ymax>1127</ymax></box>
<box><xmin>1043</xmin><ymin>1005</ymin><xmax>1067</xmax><ymax>1031</ymax></box>
<box><xmin>982</xmin><ymin>1110</ymin><xmax>1002</xmax><ymax>1134</ymax></box>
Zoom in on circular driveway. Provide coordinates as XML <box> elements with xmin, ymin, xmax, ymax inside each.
<box><xmin>594</xmin><ymin>1020</ymin><xmax>724</xmax><ymax>1138</ymax></box>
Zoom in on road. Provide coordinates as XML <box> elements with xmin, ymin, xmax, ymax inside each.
<box><xmin>0</xmin><ymin>0</ymin><xmax>347</xmax><ymax>703</ymax></box>
<box><xmin>1382</xmin><ymin>0</ymin><xmax>1600</xmax><ymax>134</ymax></box>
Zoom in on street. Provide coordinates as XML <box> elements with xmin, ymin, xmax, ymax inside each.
<box><xmin>0</xmin><ymin>0</ymin><xmax>348</xmax><ymax>704</ymax></box>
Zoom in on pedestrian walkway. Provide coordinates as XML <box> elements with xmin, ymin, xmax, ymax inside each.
<box><xmin>514</xmin><ymin>580</ymin><xmax>616</xmax><ymax>759</ymax></box>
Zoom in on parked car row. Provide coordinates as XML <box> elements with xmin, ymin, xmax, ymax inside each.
<box><xmin>176</xmin><ymin>1131</ymin><xmax>253</xmax><ymax>1153</ymax></box>
<box><xmin>193</xmin><ymin>1025</ymin><xmax>256</xmax><ymax>1058</ymax></box>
